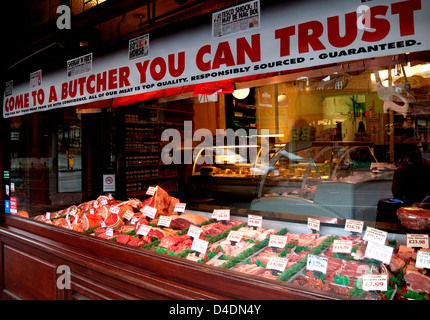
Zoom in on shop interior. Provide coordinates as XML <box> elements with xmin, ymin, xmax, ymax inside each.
<box><xmin>7</xmin><ymin>55</ymin><xmax>430</xmax><ymax>223</ymax></box>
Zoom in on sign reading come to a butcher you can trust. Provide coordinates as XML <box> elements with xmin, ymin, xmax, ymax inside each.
<box><xmin>3</xmin><ymin>0</ymin><xmax>430</xmax><ymax>118</ymax></box>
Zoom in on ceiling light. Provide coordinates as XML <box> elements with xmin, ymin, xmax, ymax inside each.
<box><xmin>232</xmin><ymin>88</ymin><xmax>250</xmax><ymax>100</ymax></box>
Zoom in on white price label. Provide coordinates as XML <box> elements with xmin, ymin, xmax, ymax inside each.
<box><xmin>345</xmin><ymin>219</ymin><xmax>364</xmax><ymax>233</ymax></box>
<box><xmin>269</xmin><ymin>235</ymin><xmax>288</xmax><ymax>248</ymax></box>
<box><xmin>174</xmin><ymin>203</ymin><xmax>186</xmax><ymax>213</ymax></box>
<box><xmin>332</xmin><ymin>240</ymin><xmax>353</xmax><ymax>254</ymax></box>
<box><xmin>407</xmin><ymin>234</ymin><xmax>429</xmax><ymax>249</ymax></box>
<box><xmin>109</xmin><ymin>205</ymin><xmax>120</xmax><ymax>214</ymax></box>
<box><xmin>248</xmin><ymin>214</ymin><xmax>262</xmax><ymax>228</ymax></box>
<box><xmin>267</xmin><ymin>256</ymin><xmax>288</xmax><ymax>272</ymax></box>
<box><xmin>364</xmin><ymin>241</ymin><xmax>393</xmax><ymax>264</ymax></box>
<box><xmin>142</xmin><ymin>205</ymin><xmax>157</xmax><ymax>219</ymax></box>
<box><xmin>89</xmin><ymin>208</ymin><xmax>94</xmax><ymax>215</ymax></box>
<box><xmin>130</xmin><ymin>217</ymin><xmax>139</xmax><ymax>225</ymax></box>
<box><xmin>100</xmin><ymin>221</ymin><xmax>106</xmax><ymax>228</ymax></box>
<box><xmin>187</xmin><ymin>225</ymin><xmax>202</xmax><ymax>239</ymax></box>
<box><xmin>362</xmin><ymin>274</ymin><xmax>388</xmax><ymax>291</ymax></box>
<box><xmin>307</xmin><ymin>217</ymin><xmax>320</xmax><ymax>231</ymax></box>
<box><xmin>191</xmin><ymin>238</ymin><xmax>209</xmax><ymax>255</ymax></box>
<box><xmin>227</xmin><ymin>231</ymin><xmax>244</xmax><ymax>243</ymax></box>
<box><xmin>157</xmin><ymin>216</ymin><xmax>172</xmax><ymax>228</ymax></box>
<box><xmin>100</xmin><ymin>199</ymin><xmax>108</xmax><ymax>205</ymax></box>
<box><xmin>123</xmin><ymin>209</ymin><xmax>134</xmax><ymax>221</ymax></box>
<box><xmin>212</xmin><ymin>209</ymin><xmax>230</xmax><ymax>221</ymax></box>
<box><xmin>106</xmin><ymin>228</ymin><xmax>114</xmax><ymax>237</ymax></box>
<box><xmin>363</xmin><ymin>227</ymin><xmax>387</xmax><ymax>245</ymax></box>
<box><xmin>416</xmin><ymin>250</ymin><xmax>430</xmax><ymax>269</ymax></box>
<box><xmin>146</xmin><ymin>186</ymin><xmax>157</xmax><ymax>195</ymax></box>
<box><xmin>307</xmin><ymin>255</ymin><xmax>328</xmax><ymax>274</ymax></box>
<box><xmin>45</xmin><ymin>212</ymin><xmax>51</xmax><ymax>220</ymax></box>
<box><xmin>137</xmin><ymin>224</ymin><xmax>152</xmax><ymax>236</ymax></box>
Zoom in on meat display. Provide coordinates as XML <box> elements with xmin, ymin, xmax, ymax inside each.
<box><xmin>141</xmin><ymin>186</ymin><xmax>179</xmax><ymax>218</ymax></box>
<box><xmin>28</xmin><ymin>186</ymin><xmax>430</xmax><ymax>300</ymax></box>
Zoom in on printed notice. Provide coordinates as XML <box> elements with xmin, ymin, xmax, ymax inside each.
<box><xmin>212</xmin><ymin>0</ymin><xmax>260</xmax><ymax>38</ymax></box>
<box><xmin>67</xmin><ymin>53</ymin><xmax>93</xmax><ymax>77</ymax></box>
<box><xmin>129</xmin><ymin>34</ymin><xmax>149</xmax><ymax>60</ymax></box>
<box><xmin>30</xmin><ymin>70</ymin><xmax>42</xmax><ymax>88</ymax></box>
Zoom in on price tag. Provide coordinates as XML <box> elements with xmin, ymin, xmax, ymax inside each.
<box><xmin>407</xmin><ymin>234</ymin><xmax>429</xmax><ymax>248</ymax></box>
<box><xmin>89</xmin><ymin>208</ymin><xmax>94</xmax><ymax>215</ymax></box>
<box><xmin>187</xmin><ymin>225</ymin><xmax>202</xmax><ymax>239</ymax></box>
<box><xmin>146</xmin><ymin>186</ymin><xmax>157</xmax><ymax>196</ymax></box>
<box><xmin>109</xmin><ymin>205</ymin><xmax>120</xmax><ymax>214</ymax></box>
<box><xmin>130</xmin><ymin>217</ymin><xmax>139</xmax><ymax>225</ymax></box>
<box><xmin>364</xmin><ymin>241</ymin><xmax>393</xmax><ymax>264</ymax></box>
<box><xmin>93</xmin><ymin>201</ymin><xmax>99</xmax><ymax>208</ymax></box>
<box><xmin>45</xmin><ymin>212</ymin><xmax>51</xmax><ymax>220</ymax></box>
<box><xmin>363</xmin><ymin>227</ymin><xmax>387</xmax><ymax>245</ymax></box>
<box><xmin>248</xmin><ymin>214</ymin><xmax>262</xmax><ymax>228</ymax></box>
<box><xmin>269</xmin><ymin>235</ymin><xmax>288</xmax><ymax>248</ymax></box>
<box><xmin>306</xmin><ymin>255</ymin><xmax>328</xmax><ymax>274</ymax></box>
<box><xmin>142</xmin><ymin>205</ymin><xmax>157</xmax><ymax>219</ymax></box>
<box><xmin>106</xmin><ymin>228</ymin><xmax>114</xmax><ymax>237</ymax></box>
<box><xmin>123</xmin><ymin>209</ymin><xmax>134</xmax><ymax>221</ymax></box>
<box><xmin>100</xmin><ymin>198</ymin><xmax>108</xmax><ymax>205</ymax></box>
<box><xmin>191</xmin><ymin>238</ymin><xmax>209</xmax><ymax>255</ymax></box>
<box><xmin>267</xmin><ymin>256</ymin><xmax>288</xmax><ymax>272</ymax></box>
<box><xmin>212</xmin><ymin>209</ymin><xmax>230</xmax><ymax>221</ymax></box>
<box><xmin>362</xmin><ymin>274</ymin><xmax>388</xmax><ymax>291</ymax></box>
<box><xmin>227</xmin><ymin>231</ymin><xmax>244</xmax><ymax>243</ymax></box>
<box><xmin>307</xmin><ymin>217</ymin><xmax>320</xmax><ymax>231</ymax></box>
<box><xmin>100</xmin><ymin>221</ymin><xmax>106</xmax><ymax>228</ymax></box>
<box><xmin>174</xmin><ymin>203</ymin><xmax>186</xmax><ymax>213</ymax></box>
<box><xmin>158</xmin><ymin>215</ymin><xmax>172</xmax><ymax>228</ymax></box>
<box><xmin>137</xmin><ymin>224</ymin><xmax>152</xmax><ymax>236</ymax></box>
<box><xmin>416</xmin><ymin>250</ymin><xmax>430</xmax><ymax>269</ymax></box>
<box><xmin>332</xmin><ymin>240</ymin><xmax>353</xmax><ymax>254</ymax></box>
<box><xmin>345</xmin><ymin>219</ymin><xmax>364</xmax><ymax>233</ymax></box>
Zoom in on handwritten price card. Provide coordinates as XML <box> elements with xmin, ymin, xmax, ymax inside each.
<box><xmin>157</xmin><ymin>215</ymin><xmax>172</xmax><ymax>228</ymax></box>
<box><xmin>345</xmin><ymin>219</ymin><xmax>364</xmax><ymax>233</ymax></box>
<box><xmin>248</xmin><ymin>214</ymin><xmax>262</xmax><ymax>228</ymax></box>
<box><xmin>406</xmin><ymin>234</ymin><xmax>429</xmax><ymax>248</ymax></box>
<box><xmin>109</xmin><ymin>205</ymin><xmax>120</xmax><ymax>214</ymax></box>
<box><xmin>269</xmin><ymin>235</ymin><xmax>288</xmax><ymax>249</ymax></box>
<box><xmin>137</xmin><ymin>224</ymin><xmax>152</xmax><ymax>236</ymax></box>
<box><xmin>332</xmin><ymin>240</ymin><xmax>353</xmax><ymax>254</ymax></box>
<box><xmin>191</xmin><ymin>238</ymin><xmax>209</xmax><ymax>255</ymax></box>
<box><xmin>187</xmin><ymin>225</ymin><xmax>202</xmax><ymax>239</ymax></box>
<box><xmin>142</xmin><ymin>205</ymin><xmax>157</xmax><ymax>219</ymax></box>
<box><xmin>123</xmin><ymin>209</ymin><xmax>134</xmax><ymax>221</ymax></box>
<box><xmin>364</xmin><ymin>241</ymin><xmax>393</xmax><ymax>264</ymax></box>
<box><xmin>362</xmin><ymin>274</ymin><xmax>388</xmax><ymax>291</ymax></box>
<box><xmin>174</xmin><ymin>203</ymin><xmax>186</xmax><ymax>213</ymax></box>
<box><xmin>416</xmin><ymin>250</ymin><xmax>430</xmax><ymax>269</ymax></box>
<box><xmin>146</xmin><ymin>186</ymin><xmax>157</xmax><ymax>195</ymax></box>
<box><xmin>307</xmin><ymin>217</ymin><xmax>320</xmax><ymax>231</ymax></box>
<box><xmin>212</xmin><ymin>209</ymin><xmax>230</xmax><ymax>221</ymax></box>
<box><xmin>267</xmin><ymin>256</ymin><xmax>288</xmax><ymax>272</ymax></box>
<box><xmin>306</xmin><ymin>255</ymin><xmax>328</xmax><ymax>274</ymax></box>
<box><xmin>363</xmin><ymin>227</ymin><xmax>387</xmax><ymax>245</ymax></box>
<box><xmin>227</xmin><ymin>231</ymin><xmax>244</xmax><ymax>243</ymax></box>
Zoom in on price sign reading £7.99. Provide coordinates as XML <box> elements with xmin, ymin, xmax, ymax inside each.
<box><xmin>362</xmin><ymin>274</ymin><xmax>388</xmax><ymax>291</ymax></box>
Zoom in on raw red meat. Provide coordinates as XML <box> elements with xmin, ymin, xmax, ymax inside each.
<box><xmin>403</xmin><ymin>263</ymin><xmax>430</xmax><ymax>294</ymax></box>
